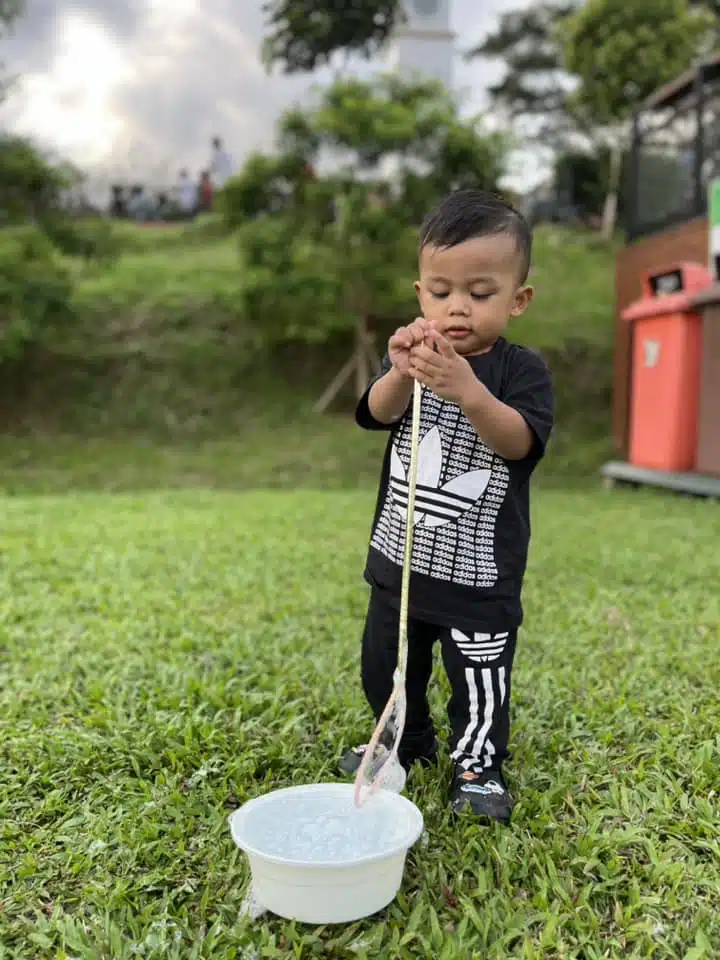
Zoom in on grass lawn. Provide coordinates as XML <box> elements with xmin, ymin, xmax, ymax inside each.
<box><xmin>65</xmin><ymin>222</ymin><xmax>615</xmax><ymax>358</ymax></box>
<box><xmin>1</xmin><ymin>484</ymin><xmax>718</xmax><ymax>958</ymax></box>
<box><xmin>0</xmin><ymin>409</ymin><xmax>610</xmax><ymax>494</ymax></box>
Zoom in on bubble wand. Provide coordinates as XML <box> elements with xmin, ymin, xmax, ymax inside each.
<box><xmin>354</xmin><ymin>375</ymin><xmax>422</xmax><ymax>806</ymax></box>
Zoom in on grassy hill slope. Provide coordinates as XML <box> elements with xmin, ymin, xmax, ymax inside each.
<box><xmin>0</xmin><ymin>219</ymin><xmax>618</xmax><ymax>491</ymax></box>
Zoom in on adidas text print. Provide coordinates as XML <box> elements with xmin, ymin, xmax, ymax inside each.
<box><xmin>371</xmin><ymin>390</ymin><xmax>510</xmax><ymax>588</ymax></box>
<box><xmin>358</xmin><ymin>340</ymin><xmax>554</xmax><ymax>632</ymax></box>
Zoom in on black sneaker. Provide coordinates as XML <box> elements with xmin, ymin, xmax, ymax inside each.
<box><xmin>338</xmin><ymin>744</ymin><xmax>372</xmax><ymax>776</ymax></box>
<box><xmin>449</xmin><ymin>766</ymin><xmax>513</xmax><ymax>824</ymax></box>
<box><xmin>338</xmin><ymin>742</ymin><xmax>438</xmax><ymax>776</ymax></box>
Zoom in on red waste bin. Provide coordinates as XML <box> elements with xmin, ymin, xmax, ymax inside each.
<box><xmin>622</xmin><ymin>262</ymin><xmax>713</xmax><ymax>473</ymax></box>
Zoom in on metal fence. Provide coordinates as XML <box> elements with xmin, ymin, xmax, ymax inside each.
<box><xmin>626</xmin><ymin>57</ymin><xmax>720</xmax><ymax>241</ymax></box>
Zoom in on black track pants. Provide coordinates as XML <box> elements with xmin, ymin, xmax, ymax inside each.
<box><xmin>360</xmin><ymin>589</ymin><xmax>518</xmax><ymax>772</ymax></box>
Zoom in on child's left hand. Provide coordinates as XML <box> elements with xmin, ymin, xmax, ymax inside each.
<box><xmin>408</xmin><ymin>329</ymin><xmax>477</xmax><ymax>405</ymax></box>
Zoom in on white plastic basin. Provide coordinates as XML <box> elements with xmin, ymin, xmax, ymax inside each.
<box><xmin>228</xmin><ymin>782</ymin><xmax>424</xmax><ymax>924</ymax></box>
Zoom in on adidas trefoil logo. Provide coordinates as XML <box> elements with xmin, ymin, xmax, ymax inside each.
<box><xmin>390</xmin><ymin>426</ymin><xmax>490</xmax><ymax>528</ymax></box>
<box><xmin>451</xmin><ymin>628</ymin><xmax>509</xmax><ymax>663</ymax></box>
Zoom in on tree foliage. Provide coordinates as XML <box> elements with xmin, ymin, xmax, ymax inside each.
<box><xmin>222</xmin><ymin>74</ymin><xmax>507</xmax><ymax>347</ymax></box>
<box><xmin>469</xmin><ymin>0</ymin><xmax>718</xmax><ymax>143</ymax></box>
<box><xmin>0</xmin><ymin>134</ymin><xmax>73</xmax><ymax>221</ymax></box>
<box><xmin>0</xmin><ymin>0</ymin><xmax>22</xmax><ymax>33</ymax></box>
<box><xmin>0</xmin><ymin>227</ymin><xmax>73</xmax><ymax>362</ymax></box>
<box><xmin>261</xmin><ymin>0</ymin><xmax>401</xmax><ymax>73</ymax></box>
<box><xmin>0</xmin><ymin>134</ymin><xmax>121</xmax><ymax>363</ymax></box>
<box><xmin>0</xmin><ymin>134</ymin><xmax>120</xmax><ymax>261</ymax></box>
<box><xmin>559</xmin><ymin>0</ymin><xmax>715</xmax><ymax>126</ymax></box>
<box><xmin>691</xmin><ymin>0</ymin><xmax>720</xmax><ymax>16</ymax></box>
<box><xmin>466</xmin><ymin>2</ymin><xmax>577</xmax><ymax>136</ymax></box>
<box><xmin>1</xmin><ymin>0</ymin><xmax>23</xmax><ymax>98</ymax></box>
<box><xmin>558</xmin><ymin>0</ymin><xmax>715</xmax><ymax>238</ymax></box>
<box><xmin>218</xmin><ymin>153</ymin><xmax>313</xmax><ymax>227</ymax></box>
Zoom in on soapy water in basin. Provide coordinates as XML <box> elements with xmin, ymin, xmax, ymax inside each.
<box><xmin>243</xmin><ymin>793</ymin><xmax>411</xmax><ymax>863</ymax></box>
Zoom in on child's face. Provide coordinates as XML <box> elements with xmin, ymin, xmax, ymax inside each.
<box><xmin>414</xmin><ymin>234</ymin><xmax>533</xmax><ymax>356</ymax></box>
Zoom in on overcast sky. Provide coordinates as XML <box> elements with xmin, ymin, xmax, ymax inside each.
<box><xmin>0</xmin><ymin>0</ymin><xmax>542</xmax><ymax>193</ymax></box>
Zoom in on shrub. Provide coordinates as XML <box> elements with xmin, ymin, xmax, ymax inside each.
<box><xmin>0</xmin><ymin>227</ymin><xmax>74</xmax><ymax>362</ymax></box>
<box><xmin>231</xmin><ymin>74</ymin><xmax>508</xmax><ymax>348</ymax></box>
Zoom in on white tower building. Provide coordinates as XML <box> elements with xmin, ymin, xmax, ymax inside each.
<box><xmin>384</xmin><ymin>0</ymin><xmax>455</xmax><ymax>90</ymax></box>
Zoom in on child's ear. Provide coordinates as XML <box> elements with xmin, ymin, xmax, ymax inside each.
<box><xmin>414</xmin><ymin>280</ymin><xmax>421</xmax><ymax>302</ymax></box>
<box><xmin>510</xmin><ymin>285</ymin><xmax>534</xmax><ymax>317</ymax></box>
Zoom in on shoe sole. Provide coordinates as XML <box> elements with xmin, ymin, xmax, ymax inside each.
<box><xmin>449</xmin><ymin>792</ymin><xmax>512</xmax><ymax>825</ymax></box>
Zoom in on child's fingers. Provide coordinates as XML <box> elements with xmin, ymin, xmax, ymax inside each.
<box><xmin>427</xmin><ymin>328</ymin><xmax>455</xmax><ymax>357</ymax></box>
<box><xmin>391</xmin><ymin>318</ymin><xmax>428</xmax><ymax>354</ymax></box>
<box><xmin>407</xmin><ymin>319</ymin><xmax>428</xmax><ymax>343</ymax></box>
<box><xmin>411</xmin><ymin>342</ymin><xmax>443</xmax><ymax>365</ymax></box>
<box><xmin>390</xmin><ymin>328</ymin><xmax>412</xmax><ymax>349</ymax></box>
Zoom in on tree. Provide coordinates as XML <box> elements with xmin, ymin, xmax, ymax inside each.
<box><xmin>224</xmin><ymin>74</ymin><xmax>507</xmax><ymax>410</ymax></box>
<box><xmin>691</xmin><ymin>0</ymin><xmax>720</xmax><ymax>15</ymax></box>
<box><xmin>0</xmin><ymin>0</ymin><xmax>22</xmax><ymax>33</ymax></box>
<box><xmin>468</xmin><ymin>0</ymin><xmax>717</xmax><ymax>132</ymax></box>
<box><xmin>218</xmin><ymin>153</ymin><xmax>313</xmax><ymax>226</ymax></box>
<box><xmin>559</xmin><ymin>0</ymin><xmax>714</xmax><ymax>237</ymax></box>
<box><xmin>0</xmin><ymin>134</ymin><xmax>71</xmax><ymax>222</ymax></box>
<box><xmin>0</xmin><ymin>133</ymin><xmax>120</xmax><ymax>263</ymax></box>
<box><xmin>262</xmin><ymin>0</ymin><xmax>402</xmax><ymax>74</ymax></box>
<box><xmin>468</xmin><ymin>0</ymin><xmax>718</xmax><ymax>227</ymax></box>
<box><xmin>465</xmin><ymin>2</ymin><xmax>578</xmax><ymax>142</ymax></box>
<box><xmin>1</xmin><ymin>0</ymin><xmax>23</xmax><ymax>99</ymax></box>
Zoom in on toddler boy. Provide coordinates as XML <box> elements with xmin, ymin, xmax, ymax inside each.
<box><xmin>340</xmin><ymin>189</ymin><xmax>554</xmax><ymax>824</ymax></box>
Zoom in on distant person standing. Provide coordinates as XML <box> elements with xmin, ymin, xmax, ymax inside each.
<box><xmin>109</xmin><ymin>184</ymin><xmax>127</xmax><ymax>218</ymax></box>
<box><xmin>127</xmin><ymin>184</ymin><xmax>155</xmax><ymax>222</ymax></box>
<box><xmin>198</xmin><ymin>170</ymin><xmax>214</xmax><ymax>213</ymax></box>
<box><xmin>177</xmin><ymin>169</ymin><xmax>197</xmax><ymax>219</ymax></box>
<box><xmin>210</xmin><ymin>136</ymin><xmax>234</xmax><ymax>190</ymax></box>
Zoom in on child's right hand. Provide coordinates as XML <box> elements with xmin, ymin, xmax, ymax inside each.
<box><xmin>388</xmin><ymin>318</ymin><xmax>429</xmax><ymax>377</ymax></box>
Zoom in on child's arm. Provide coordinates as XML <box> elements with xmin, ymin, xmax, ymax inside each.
<box><xmin>356</xmin><ymin>318</ymin><xmax>429</xmax><ymax>429</ymax></box>
<box><xmin>409</xmin><ymin>329</ymin><xmax>554</xmax><ymax>461</ymax></box>
<box><xmin>460</xmin><ymin>384</ymin><xmax>535</xmax><ymax>460</ymax></box>
<box><xmin>367</xmin><ymin>366</ymin><xmax>414</xmax><ymax>425</ymax></box>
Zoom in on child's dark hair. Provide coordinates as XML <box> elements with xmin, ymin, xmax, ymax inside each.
<box><xmin>419</xmin><ymin>189</ymin><xmax>532</xmax><ymax>284</ymax></box>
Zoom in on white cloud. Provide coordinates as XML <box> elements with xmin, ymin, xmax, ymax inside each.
<box><xmin>1</xmin><ymin>0</ymin><xmax>544</xmax><ymax>195</ymax></box>
<box><xmin>5</xmin><ymin>12</ymin><xmax>132</xmax><ymax>164</ymax></box>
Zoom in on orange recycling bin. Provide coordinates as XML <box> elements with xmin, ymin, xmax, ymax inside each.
<box><xmin>622</xmin><ymin>262</ymin><xmax>713</xmax><ymax>473</ymax></box>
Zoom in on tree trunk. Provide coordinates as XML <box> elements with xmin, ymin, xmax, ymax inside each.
<box><xmin>601</xmin><ymin>135</ymin><xmax>624</xmax><ymax>241</ymax></box>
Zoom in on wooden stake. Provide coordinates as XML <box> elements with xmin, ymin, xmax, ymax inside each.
<box><xmin>366</xmin><ymin>335</ymin><xmax>382</xmax><ymax>375</ymax></box>
<box><xmin>314</xmin><ymin>315</ymin><xmax>380</xmax><ymax>414</ymax></box>
<box><xmin>355</xmin><ymin>315</ymin><xmax>370</xmax><ymax>399</ymax></box>
<box><xmin>313</xmin><ymin>353</ymin><xmax>357</xmax><ymax>414</ymax></box>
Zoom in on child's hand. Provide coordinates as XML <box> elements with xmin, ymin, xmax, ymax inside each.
<box><xmin>388</xmin><ymin>318</ymin><xmax>429</xmax><ymax>377</ymax></box>
<box><xmin>409</xmin><ymin>328</ymin><xmax>477</xmax><ymax>405</ymax></box>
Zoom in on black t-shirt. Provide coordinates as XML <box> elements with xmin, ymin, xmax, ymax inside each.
<box><xmin>356</xmin><ymin>337</ymin><xmax>555</xmax><ymax>632</ymax></box>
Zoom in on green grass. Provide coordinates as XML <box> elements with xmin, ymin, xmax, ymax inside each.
<box><xmin>0</xmin><ymin>409</ymin><xmax>611</xmax><ymax>495</ymax></box>
<box><xmin>3</xmin><ymin>218</ymin><xmax>616</xmax><ymax>481</ymax></box>
<box><xmin>516</xmin><ymin>227</ymin><xmax>616</xmax><ymax>352</ymax></box>
<box><xmin>104</xmin><ymin>216</ymin><xmax>230</xmax><ymax>254</ymax></box>
<box><xmin>2</xmin><ymin>485</ymin><xmax>718</xmax><ymax>958</ymax></box>
<box><xmin>3</xmin><ymin>219</ymin><xmax>616</xmax><ymax>482</ymax></box>
<box><xmin>69</xmin><ymin>219</ymin><xmax>242</xmax><ymax>336</ymax></box>
<box><xmin>0</xmin><ymin>427</ymin><xmax>386</xmax><ymax>494</ymax></box>
<box><xmin>65</xmin><ymin>229</ymin><xmax>245</xmax><ymax>359</ymax></box>
<box><xmin>65</xmin><ymin>222</ymin><xmax>615</xmax><ymax>357</ymax></box>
